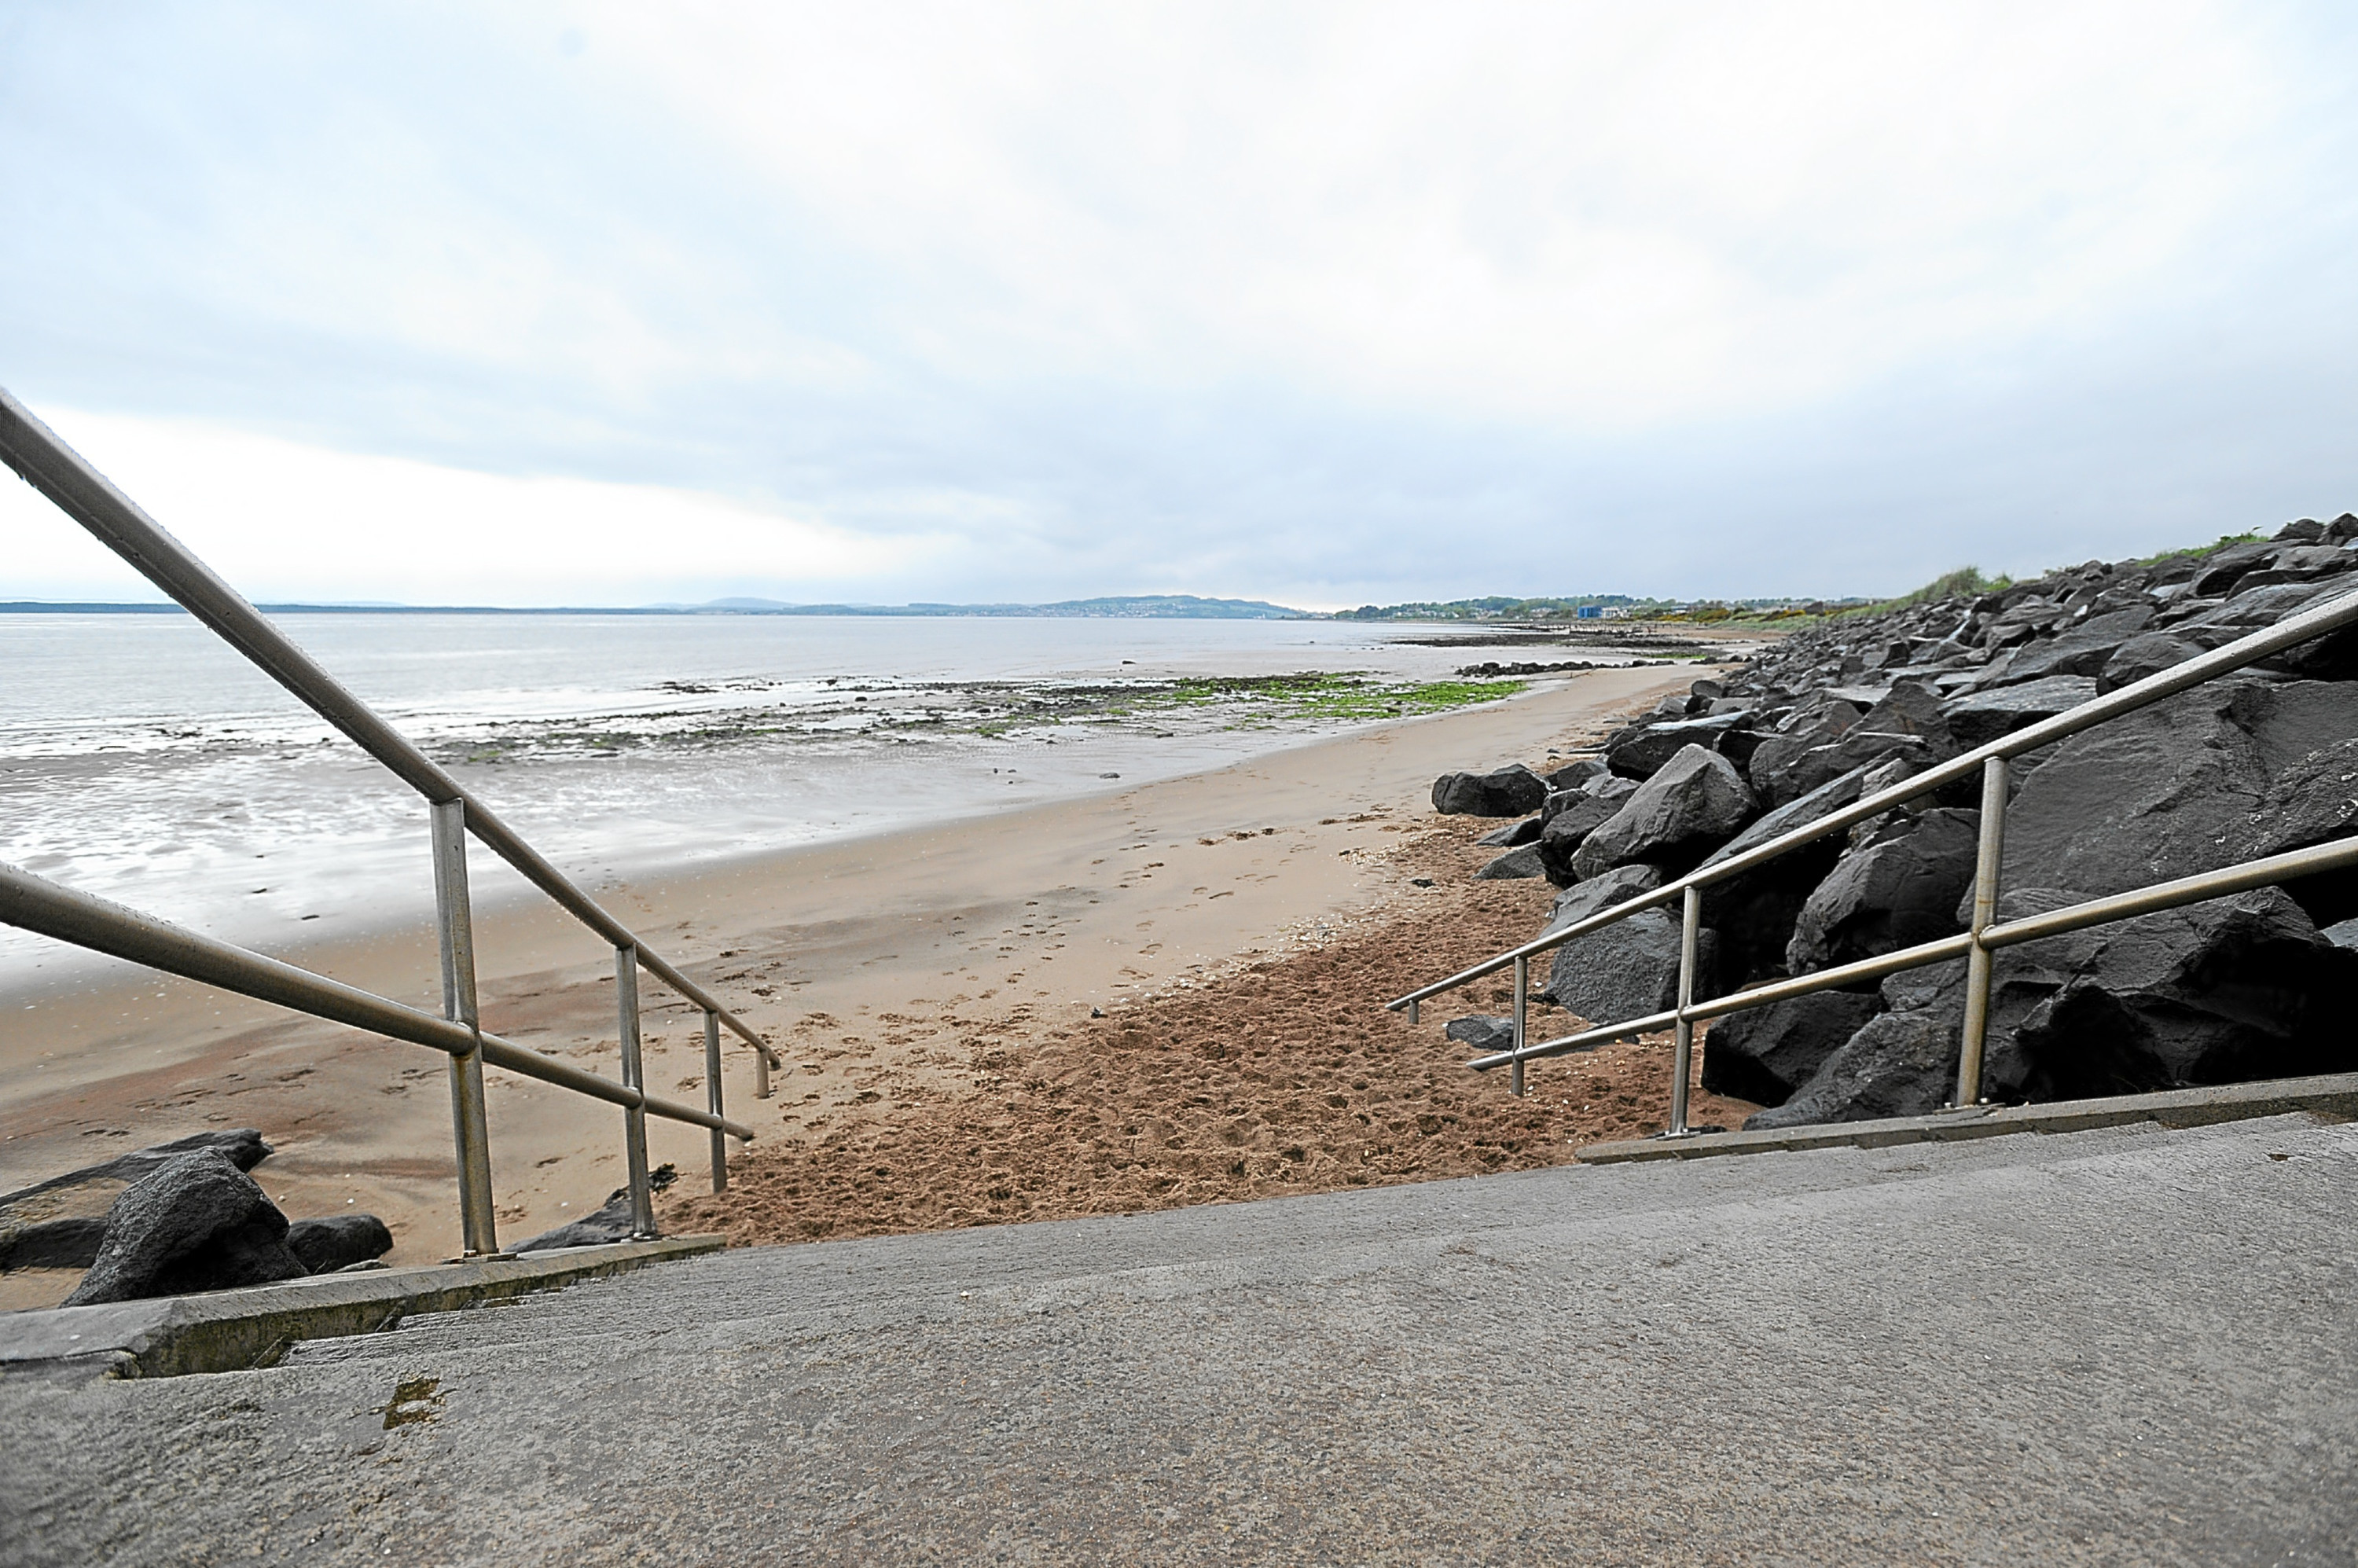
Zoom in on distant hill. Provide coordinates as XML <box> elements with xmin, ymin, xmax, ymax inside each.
<box><xmin>1332</xmin><ymin>594</ymin><xmax>1656</xmax><ymax>622</ymax></box>
<box><xmin>689</xmin><ymin>594</ymin><xmax>1311</xmax><ymax>619</ymax></box>
<box><xmin>2</xmin><ymin>594</ymin><xmax>1313</xmax><ymax>619</ymax></box>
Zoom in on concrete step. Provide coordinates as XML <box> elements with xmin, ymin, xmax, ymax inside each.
<box><xmin>4</xmin><ymin>1112</ymin><xmax>2353</xmax><ymax>1565</ymax></box>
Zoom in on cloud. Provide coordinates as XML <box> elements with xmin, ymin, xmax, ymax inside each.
<box><xmin>0</xmin><ymin>1</ymin><xmax>2352</xmax><ymax>605</ymax></box>
<box><xmin>2</xmin><ymin>409</ymin><xmax>943</xmax><ymax>605</ymax></box>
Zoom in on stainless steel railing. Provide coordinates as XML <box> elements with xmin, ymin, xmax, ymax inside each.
<box><xmin>1387</xmin><ymin>578</ymin><xmax>2358</xmax><ymax>1133</ymax></box>
<box><xmin>0</xmin><ymin>387</ymin><xmax>785</xmax><ymax>1254</ymax></box>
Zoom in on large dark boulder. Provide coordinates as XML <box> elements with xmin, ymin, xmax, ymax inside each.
<box><xmin>2186</xmin><ymin>541</ymin><xmax>2278</xmax><ymax>597</ymax></box>
<box><xmin>1536</xmin><ymin>785</ymin><xmax>1636</xmax><ymax>885</ymax></box>
<box><xmin>1982</xmin><ymin>887</ymin><xmax>2358</xmax><ymax>1101</ymax></box>
<box><xmin>1743</xmin><ymin>1009</ymin><xmax>1959</xmax><ymax>1129</ymax></box>
<box><xmin>1569</xmin><ymin>744</ymin><xmax>1758</xmax><ymax>881</ymax></box>
<box><xmin>0</xmin><ymin>1128</ymin><xmax>272</xmax><ymax>1214</ymax></box>
<box><xmin>1702</xmin><ymin>990</ymin><xmax>1885</xmax><ymax>1107</ymax></box>
<box><xmin>1544</xmin><ymin>758</ymin><xmax>1611</xmax><ymax>792</ymax></box>
<box><xmin>1432</xmin><ymin>764</ymin><xmax>1550</xmax><ymax>817</ymax></box>
<box><xmin>1749</xmin><ymin>683</ymin><xmax>1955</xmax><ymax>806</ymax></box>
<box><xmin>2096</xmin><ymin>632</ymin><xmax>2206</xmax><ymax>695</ymax></box>
<box><xmin>2208</xmin><ymin>736</ymin><xmax>2358</xmax><ymax>927</ymax></box>
<box><xmin>61</xmin><ymin>1150</ymin><xmax>307</xmax><ymax>1306</ymax></box>
<box><xmin>1544</xmin><ymin>905</ymin><xmax>1719</xmax><ymax>1031</ymax></box>
<box><xmin>1786</xmin><ymin>808</ymin><xmax>1980</xmax><ymax>975</ymax></box>
<box><xmin>2169</xmin><ymin>578</ymin><xmax>2358</xmax><ymax>681</ymax></box>
<box><xmin>1475</xmin><ymin>843</ymin><xmax>1546</xmax><ymax>880</ymax></box>
<box><xmin>286</xmin><ymin>1214</ymin><xmax>395</xmax><ymax>1274</ymax></box>
<box><xmin>1604</xmin><ymin>713</ymin><xmax>1757</xmax><ymax>780</ymax></box>
<box><xmin>1744</xmin><ymin>696</ymin><xmax>1864</xmax><ymax>801</ymax></box>
<box><xmin>1997</xmin><ymin>676</ymin><xmax>2358</xmax><ymax>909</ymax></box>
<box><xmin>1475</xmin><ymin>816</ymin><xmax>1542</xmax><ymax>848</ymax></box>
<box><xmin>1941</xmin><ymin>676</ymin><xmax>2099</xmax><ymax>748</ymax></box>
<box><xmin>1982</xmin><ymin>606</ymin><xmax>2154</xmax><ymax>688</ymax></box>
<box><xmin>1693</xmin><ymin>757</ymin><xmax>1917</xmax><ymax>984</ymax></box>
<box><xmin>1544</xmin><ymin>863</ymin><xmax>1668</xmax><ymax>933</ymax></box>
<box><xmin>1750</xmin><ymin>883</ymin><xmax>2358</xmax><ymax>1127</ymax></box>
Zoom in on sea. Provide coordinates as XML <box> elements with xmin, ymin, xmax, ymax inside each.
<box><xmin>0</xmin><ymin>611</ymin><xmax>1651</xmax><ymax>993</ymax></box>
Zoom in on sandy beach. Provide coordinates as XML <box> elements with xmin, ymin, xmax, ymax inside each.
<box><xmin>2</xmin><ymin>659</ymin><xmax>1761</xmax><ymax>1306</ymax></box>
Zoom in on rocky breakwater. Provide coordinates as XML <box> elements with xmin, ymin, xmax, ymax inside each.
<box><xmin>1431</xmin><ymin>515</ymin><xmax>2358</xmax><ymax>1128</ymax></box>
<box><xmin>0</xmin><ymin>1130</ymin><xmax>395</xmax><ymax>1305</ymax></box>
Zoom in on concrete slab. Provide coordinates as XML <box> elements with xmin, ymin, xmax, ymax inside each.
<box><xmin>2</xmin><ymin>1114</ymin><xmax>2353</xmax><ymax>1563</ymax></box>
<box><xmin>0</xmin><ymin>1236</ymin><xmax>722</xmax><ymax>1382</ymax></box>
<box><xmin>1577</xmin><ymin>1070</ymin><xmax>2358</xmax><ymax>1164</ymax></box>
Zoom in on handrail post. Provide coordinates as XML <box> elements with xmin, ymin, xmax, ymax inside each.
<box><xmin>1510</xmin><ymin>956</ymin><xmax>1528</xmax><ymax>1098</ymax></box>
<box><xmin>704</xmin><ymin>1008</ymin><xmax>729</xmax><ymax>1192</ymax></box>
<box><xmin>1956</xmin><ymin>756</ymin><xmax>2009</xmax><ymax>1107</ymax></box>
<box><xmin>431</xmin><ymin>801</ymin><xmax>498</xmax><ymax>1256</ymax></box>
<box><xmin>754</xmin><ymin>1029</ymin><xmax>772</xmax><ymax>1100</ymax></box>
<box><xmin>1667</xmin><ymin>884</ymin><xmax>1701</xmax><ymax>1137</ymax></box>
<box><xmin>615</xmin><ymin>945</ymin><xmax>656</xmax><ymax>1238</ymax></box>
<box><xmin>1408</xmin><ymin>999</ymin><xmax>1420</xmax><ymax>1025</ymax></box>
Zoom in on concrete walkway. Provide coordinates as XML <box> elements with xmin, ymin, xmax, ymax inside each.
<box><xmin>5</xmin><ymin>1113</ymin><xmax>2355</xmax><ymax>1565</ymax></box>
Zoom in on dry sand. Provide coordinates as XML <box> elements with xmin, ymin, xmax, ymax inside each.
<box><xmin>2</xmin><ymin>660</ymin><xmax>1758</xmax><ymax>1307</ymax></box>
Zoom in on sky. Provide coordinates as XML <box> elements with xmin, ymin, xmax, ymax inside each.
<box><xmin>2</xmin><ymin>2</ymin><xmax>2354</xmax><ymax>610</ymax></box>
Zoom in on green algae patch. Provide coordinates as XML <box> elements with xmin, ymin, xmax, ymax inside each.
<box><xmin>431</xmin><ymin>670</ymin><xmax>1527</xmax><ymax>764</ymax></box>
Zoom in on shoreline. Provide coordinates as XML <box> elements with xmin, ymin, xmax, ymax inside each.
<box><xmin>2</xmin><ymin>661</ymin><xmax>1740</xmax><ymax>1305</ymax></box>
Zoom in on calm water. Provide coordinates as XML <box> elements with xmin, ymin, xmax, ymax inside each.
<box><xmin>1</xmin><ymin>612</ymin><xmax>1629</xmax><ymax>992</ymax></box>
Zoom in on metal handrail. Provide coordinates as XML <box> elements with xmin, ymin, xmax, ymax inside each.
<box><xmin>0</xmin><ymin>864</ymin><xmax>754</xmax><ymax>1140</ymax></box>
<box><xmin>0</xmin><ymin>385</ymin><xmax>780</xmax><ymax>1253</ymax></box>
<box><xmin>1390</xmin><ymin>575</ymin><xmax>2358</xmax><ymax>1130</ymax></box>
<box><xmin>0</xmin><ymin>387</ymin><xmax>782</xmax><ymax>1085</ymax></box>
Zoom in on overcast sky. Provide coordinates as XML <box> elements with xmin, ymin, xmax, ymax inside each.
<box><xmin>3</xmin><ymin>2</ymin><xmax>2353</xmax><ymax>609</ymax></box>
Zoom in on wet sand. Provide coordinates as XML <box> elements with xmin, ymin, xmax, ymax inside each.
<box><xmin>2</xmin><ymin>660</ymin><xmax>1753</xmax><ymax>1305</ymax></box>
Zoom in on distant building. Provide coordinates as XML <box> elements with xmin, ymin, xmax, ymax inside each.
<box><xmin>1600</xmin><ymin>605</ymin><xmax>1633</xmax><ymax>619</ymax></box>
<box><xmin>1575</xmin><ymin>604</ymin><xmax>1602</xmax><ymax>619</ymax></box>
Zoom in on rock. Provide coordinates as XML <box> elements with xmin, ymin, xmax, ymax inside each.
<box><xmin>2162</xmin><ymin>579</ymin><xmax>2358</xmax><ymax>680</ymax></box>
<box><xmin>1544</xmin><ymin>864</ymin><xmax>1669</xmax><ymax>932</ymax></box>
<box><xmin>2233</xmin><ymin>545</ymin><xmax>2358</xmax><ymax>593</ymax></box>
<box><xmin>1431</xmin><ymin>765</ymin><xmax>1550</xmax><ymax>817</ymax></box>
<box><xmin>512</xmin><ymin>1164</ymin><xmax>678</xmax><ymax>1253</ymax></box>
<box><xmin>1786</xmin><ymin>808</ymin><xmax>1981</xmax><ymax>975</ymax></box>
<box><xmin>2187</xmin><ymin>542</ymin><xmax>2278</xmax><ymax>597</ymax></box>
<box><xmin>2095</xmin><ymin>632</ymin><xmax>2206</xmax><ymax>695</ymax></box>
<box><xmin>1744</xmin><ymin>696</ymin><xmax>1864</xmax><ymax>799</ymax></box>
<box><xmin>1985</xmin><ymin>887</ymin><xmax>2358</xmax><ymax>1100</ymax></box>
<box><xmin>61</xmin><ymin>1150</ymin><xmax>308</xmax><ymax>1306</ymax></box>
<box><xmin>1750</xmin><ymin>683</ymin><xmax>1955</xmax><ymax>806</ymax></box>
<box><xmin>1941</xmin><ymin>676</ymin><xmax>2099</xmax><ymax>748</ymax></box>
<box><xmin>1444</xmin><ymin>1016</ymin><xmax>1515</xmax><ymax>1053</ymax></box>
<box><xmin>285</xmin><ymin>1214</ymin><xmax>394</xmax><ymax>1274</ymax></box>
<box><xmin>1701</xmin><ymin>990</ymin><xmax>1885</xmax><ymax>1107</ymax></box>
<box><xmin>1603</xmin><ymin>713</ymin><xmax>1758</xmax><ymax>780</ymax></box>
<box><xmin>1997</xmin><ymin>676</ymin><xmax>2358</xmax><ymax>906</ymax></box>
<box><xmin>1475</xmin><ymin>817</ymin><xmax>1541</xmax><ymax>848</ymax></box>
<box><xmin>1544</xmin><ymin>758</ymin><xmax>1610</xmax><ymax>792</ymax></box>
<box><xmin>0</xmin><ymin>1128</ymin><xmax>272</xmax><ymax>1214</ymax></box>
<box><xmin>2323</xmin><ymin>916</ymin><xmax>2358</xmax><ymax>950</ymax></box>
<box><xmin>1537</xmin><ymin>793</ymin><xmax>1630</xmax><ymax>884</ymax></box>
<box><xmin>1695</xmin><ymin>758</ymin><xmax>1905</xmax><ymax>984</ymax></box>
<box><xmin>2205</xmin><ymin>736</ymin><xmax>2358</xmax><ymax>927</ymax></box>
<box><xmin>1569</xmin><ymin>744</ymin><xmax>1759</xmax><ymax>880</ymax></box>
<box><xmin>1981</xmin><ymin>607</ymin><xmax>2154</xmax><ymax>689</ymax></box>
<box><xmin>1543</xmin><ymin>907</ymin><xmax>1719</xmax><ymax>1030</ymax></box>
<box><xmin>1743</xmin><ymin>1008</ymin><xmax>1958</xmax><ymax>1129</ymax></box>
<box><xmin>0</xmin><ymin>1216</ymin><xmax>108</xmax><ymax>1272</ymax></box>
<box><xmin>1475</xmin><ymin>844</ymin><xmax>1546</xmax><ymax>880</ymax></box>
